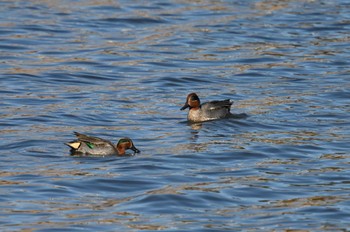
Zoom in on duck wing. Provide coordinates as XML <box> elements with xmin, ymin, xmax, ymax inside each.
<box><xmin>73</xmin><ymin>132</ymin><xmax>112</xmax><ymax>145</ymax></box>
<box><xmin>203</xmin><ymin>99</ymin><xmax>233</xmax><ymax>111</ymax></box>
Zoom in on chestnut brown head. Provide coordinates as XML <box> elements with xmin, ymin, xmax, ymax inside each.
<box><xmin>180</xmin><ymin>93</ymin><xmax>201</xmax><ymax>110</ymax></box>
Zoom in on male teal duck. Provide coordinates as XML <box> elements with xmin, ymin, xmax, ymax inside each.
<box><xmin>180</xmin><ymin>93</ymin><xmax>233</xmax><ymax>122</ymax></box>
<box><xmin>66</xmin><ymin>132</ymin><xmax>140</xmax><ymax>156</ymax></box>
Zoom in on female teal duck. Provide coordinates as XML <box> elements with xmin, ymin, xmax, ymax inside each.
<box><xmin>66</xmin><ymin>132</ymin><xmax>140</xmax><ymax>156</ymax></box>
<box><xmin>180</xmin><ymin>93</ymin><xmax>233</xmax><ymax>122</ymax></box>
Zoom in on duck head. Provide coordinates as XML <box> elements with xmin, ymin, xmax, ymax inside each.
<box><xmin>116</xmin><ymin>138</ymin><xmax>140</xmax><ymax>156</ymax></box>
<box><xmin>180</xmin><ymin>93</ymin><xmax>201</xmax><ymax>110</ymax></box>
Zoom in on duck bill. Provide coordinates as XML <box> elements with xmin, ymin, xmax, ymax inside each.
<box><xmin>180</xmin><ymin>103</ymin><xmax>190</xmax><ymax>110</ymax></box>
<box><xmin>131</xmin><ymin>145</ymin><xmax>140</xmax><ymax>154</ymax></box>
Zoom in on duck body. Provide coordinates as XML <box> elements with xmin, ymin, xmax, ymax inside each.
<box><xmin>181</xmin><ymin>93</ymin><xmax>233</xmax><ymax>123</ymax></box>
<box><xmin>66</xmin><ymin>132</ymin><xmax>140</xmax><ymax>156</ymax></box>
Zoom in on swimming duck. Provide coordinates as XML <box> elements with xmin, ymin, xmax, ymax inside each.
<box><xmin>66</xmin><ymin>132</ymin><xmax>140</xmax><ymax>156</ymax></box>
<box><xmin>180</xmin><ymin>93</ymin><xmax>233</xmax><ymax>122</ymax></box>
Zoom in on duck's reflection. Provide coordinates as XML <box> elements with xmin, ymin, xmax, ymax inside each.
<box><xmin>190</xmin><ymin>122</ymin><xmax>203</xmax><ymax>131</ymax></box>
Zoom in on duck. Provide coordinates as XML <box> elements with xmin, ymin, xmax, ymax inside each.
<box><xmin>65</xmin><ymin>132</ymin><xmax>140</xmax><ymax>156</ymax></box>
<box><xmin>180</xmin><ymin>92</ymin><xmax>233</xmax><ymax>122</ymax></box>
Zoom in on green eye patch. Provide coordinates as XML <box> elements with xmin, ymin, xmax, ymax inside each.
<box><xmin>118</xmin><ymin>139</ymin><xmax>130</xmax><ymax>145</ymax></box>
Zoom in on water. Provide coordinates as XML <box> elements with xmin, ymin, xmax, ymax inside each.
<box><xmin>1</xmin><ymin>0</ymin><xmax>349</xmax><ymax>231</ymax></box>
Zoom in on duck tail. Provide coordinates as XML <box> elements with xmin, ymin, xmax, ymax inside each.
<box><xmin>65</xmin><ymin>141</ymin><xmax>81</xmax><ymax>150</ymax></box>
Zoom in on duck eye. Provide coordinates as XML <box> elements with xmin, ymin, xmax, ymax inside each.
<box><xmin>190</xmin><ymin>95</ymin><xmax>199</xmax><ymax>101</ymax></box>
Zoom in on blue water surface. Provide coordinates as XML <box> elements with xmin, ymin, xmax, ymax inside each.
<box><xmin>1</xmin><ymin>0</ymin><xmax>349</xmax><ymax>231</ymax></box>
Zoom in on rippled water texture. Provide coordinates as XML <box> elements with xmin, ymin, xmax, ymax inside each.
<box><xmin>1</xmin><ymin>0</ymin><xmax>350</xmax><ymax>231</ymax></box>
